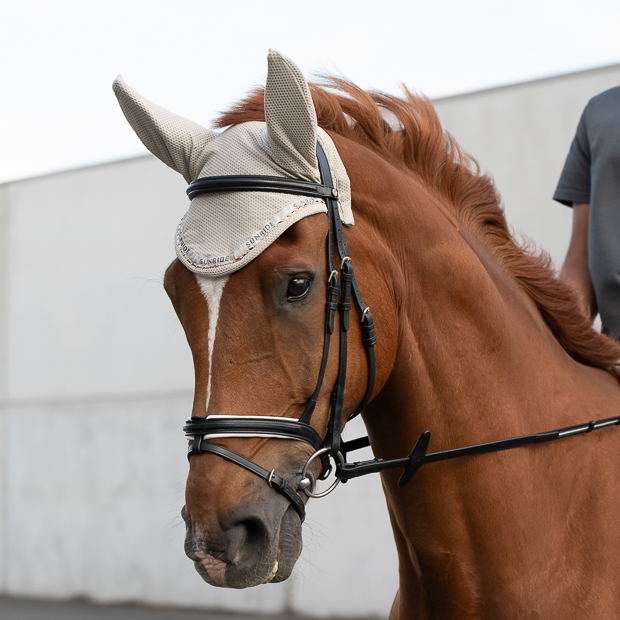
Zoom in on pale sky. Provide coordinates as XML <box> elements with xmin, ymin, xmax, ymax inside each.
<box><xmin>2</xmin><ymin>0</ymin><xmax>619</xmax><ymax>184</ymax></box>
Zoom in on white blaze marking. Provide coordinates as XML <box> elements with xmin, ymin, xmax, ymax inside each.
<box><xmin>196</xmin><ymin>274</ymin><xmax>229</xmax><ymax>413</ymax></box>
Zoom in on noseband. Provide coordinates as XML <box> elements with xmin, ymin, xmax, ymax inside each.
<box><xmin>182</xmin><ymin>143</ymin><xmax>620</xmax><ymax>523</ymax></box>
<box><xmin>183</xmin><ymin>142</ymin><xmax>377</xmax><ymax>522</ymax></box>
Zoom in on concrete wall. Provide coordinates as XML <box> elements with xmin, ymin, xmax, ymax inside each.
<box><xmin>1</xmin><ymin>63</ymin><xmax>619</xmax><ymax>617</ymax></box>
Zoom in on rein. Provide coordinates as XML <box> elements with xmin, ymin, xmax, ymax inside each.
<box><xmin>182</xmin><ymin>141</ymin><xmax>620</xmax><ymax>522</ymax></box>
<box><xmin>336</xmin><ymin>416</ymin><xmax>620</xmax><ymax>487</ymax></box>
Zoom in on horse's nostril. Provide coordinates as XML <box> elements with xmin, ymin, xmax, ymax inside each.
<box><xmin>241</xmin><ymin>517</ymin><xmax>265</xmax><ymax>540</ymax></box>
<box><xmin>225</xmin><ymin>516</ymin><xmax>269</xmax><ymax>565</ymax></box>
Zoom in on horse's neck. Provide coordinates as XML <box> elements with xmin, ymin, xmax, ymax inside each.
<box><xmin>360</xmin><ymin>185</ymin><xmax>620</xmax><ymax>617</ymax></box>
<box><xmin>367</xmin><ymin>191</ymin><xmax>596</xmax><ymax>450</ymax></box>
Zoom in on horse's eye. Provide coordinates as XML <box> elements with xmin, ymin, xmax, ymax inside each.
<box><xmin>287</xmin><ymin>277</ymin><xmax>311</xmax><ymax>300</ymax></box>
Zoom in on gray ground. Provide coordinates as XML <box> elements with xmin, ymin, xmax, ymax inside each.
<box><xmin>0</xmin><ymin>598</ymin><xmax>239</xmax><ymax>620</ymax></box>
<box><xmin>0</xmin><ymin>597</ymin><xmax>380</xmax><ymax>620</ymax></box>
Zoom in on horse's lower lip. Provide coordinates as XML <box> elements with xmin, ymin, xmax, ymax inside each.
<box><xmin>264</xmin><ymin>550</ymin><xmax>280</xmax><ymax>583</ymax></box>
<box><xmin>195</xmin><ymin>549</ymin><xmax>228</xmax><ymax>587</ymax></box>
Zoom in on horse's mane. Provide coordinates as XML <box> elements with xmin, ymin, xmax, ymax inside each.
<box><xmin>215</xmin><ymin>79</ymin><xmax>620</xmax><ymax>373</ymax></box>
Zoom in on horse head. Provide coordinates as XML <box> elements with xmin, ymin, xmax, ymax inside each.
<box><xmin>114</xmin><ymin>51</ymin><xmax>397</xmax><ymax>589</ymax></box>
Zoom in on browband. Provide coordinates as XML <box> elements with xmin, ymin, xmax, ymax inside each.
<box><xmin>187</xmin><ymin>175</ymin><xmax>338</xmax><ymax>201</ymax></box>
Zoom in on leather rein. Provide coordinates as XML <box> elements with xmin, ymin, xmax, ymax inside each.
<box><xmin>182</xmin><ymin>142</ymin><xmax>620</xmax><ymax>522</ymax></box>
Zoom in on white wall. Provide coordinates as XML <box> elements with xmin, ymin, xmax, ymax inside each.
<box><xmin>2</xmin><ymin>63</ymin><xmax>619</xmax><ymax>618</ymax></box>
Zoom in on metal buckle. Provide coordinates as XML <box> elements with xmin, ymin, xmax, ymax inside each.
<box><xmin>299</xmin><ymin>448</ymin><xmax>345</xmax><ymax>498</ymax></box>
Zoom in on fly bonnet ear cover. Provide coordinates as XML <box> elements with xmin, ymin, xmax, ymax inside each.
<box><xmin>112</xmin><ymin>50</ymin><xmax>353</xmax><ymax>277</ymax></box>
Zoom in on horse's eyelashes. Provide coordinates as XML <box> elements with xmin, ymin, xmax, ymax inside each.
<box><xmin>286</xmin><ymin>277</ymin><xmax>311</xmax><ymax>301</ymax></box>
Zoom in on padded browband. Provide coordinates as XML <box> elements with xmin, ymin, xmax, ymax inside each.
<box><xmin>187</xmin><ymin>175</ymin><xmax>338</xmax><ymax>201</ymax></box>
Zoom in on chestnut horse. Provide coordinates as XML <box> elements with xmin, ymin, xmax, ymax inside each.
<box><xmin>117</xmin><ymin>54</ymin><xmax>620</xmax><ymax>618</ymax></box>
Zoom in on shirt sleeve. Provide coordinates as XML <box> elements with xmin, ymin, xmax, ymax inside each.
<box><xmin>553</xmin><ymin>106</ymin><xmax>592</xmax><ymax>207</ymax></box>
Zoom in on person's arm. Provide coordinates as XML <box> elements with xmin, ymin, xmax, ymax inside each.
<box><xmin>560</xmin><ymin>202</ymin><xmax>597</xmax><ymax>318</ymax></box>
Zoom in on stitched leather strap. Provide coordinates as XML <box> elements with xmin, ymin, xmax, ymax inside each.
<box><xmin>315</xmin><ymin>143</ymin><xmax>376</xmax><ymax>422</ymax></box>
<box><xmin>335</xmin><ymin>416</ymin><xmax>620</xmax><ymax>487</ymax></box>
<box><xmin>187</xmin><ymin>175</ymin><xmax>337</xmax><ymax>201</ymax></box>
<box><xmin>325</xmin><ymin>259</ymin><xmax>352</xmax><ymax>454</ymax></box>
<box><xmin>299</xmin><ymin>272</ymin><xmax>339</xmax><ymax>425</ymax></box>
<box><xmin>189</xmin><ymin>440</ymin><xmax>306</xmax><ymax>522</ymax></box>
<box><xmin>184</xmin><ymin>416</ymin><xmax>324</xmax><ymax>451</ymax></box>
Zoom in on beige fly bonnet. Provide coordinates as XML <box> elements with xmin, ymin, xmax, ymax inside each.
<box><xmin>113</xmin><ymin>50</ymin><xmax>353</xmax><ymax>277</ymax></box>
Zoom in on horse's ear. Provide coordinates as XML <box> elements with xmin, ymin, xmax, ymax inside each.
<box><xmin>112</xmin><ymin>76</ymin><xmax>216</xmax><ymax>183</ymax></box>
<box><xmin>264</xmin><ymin>50</ymin><xmax>318</xmax><ymax>176</ymax></box>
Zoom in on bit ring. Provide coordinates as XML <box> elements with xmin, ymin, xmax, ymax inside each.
<box><xmin>299</xmin><ymin>448</ymin><xmax>345</xmax><ymax>498</ymax></box>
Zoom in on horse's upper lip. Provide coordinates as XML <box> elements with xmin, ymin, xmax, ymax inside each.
<box><xmin>188</xmin><ymin>545</ymin><xmax>227</xmax><ymax>563</ymax></box>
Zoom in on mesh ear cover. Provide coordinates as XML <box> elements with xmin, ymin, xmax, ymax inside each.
<box><xmin>264</xmin><ymin>50</ymin><xmax>319</xmax><ymax>177</ymax></box>
<box><xmin>114</xmin><ymin>50</ymin><xmax>353</xmax><ymax>278</ymax></box>
<box><xmin>112</xmin><ymin>76</ymin><xmax>217</xmax><ymax>184</ymax></box>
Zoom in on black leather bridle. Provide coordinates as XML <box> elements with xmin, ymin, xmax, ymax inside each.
<box><xmin>183</xmin><ymin>142</ymin><xmax>377</xmax><ymax>522</ymax></box>
<box><xmin>182</xmin><ymin>141</ymin><xmax>620</xmax><ymax>523</ymax></box>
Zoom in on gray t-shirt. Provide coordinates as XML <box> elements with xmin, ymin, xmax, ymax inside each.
<box><xmin>554</xmin><ymin>86</ymin><xmax>620</xmax><ymax>338</ymax></box>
